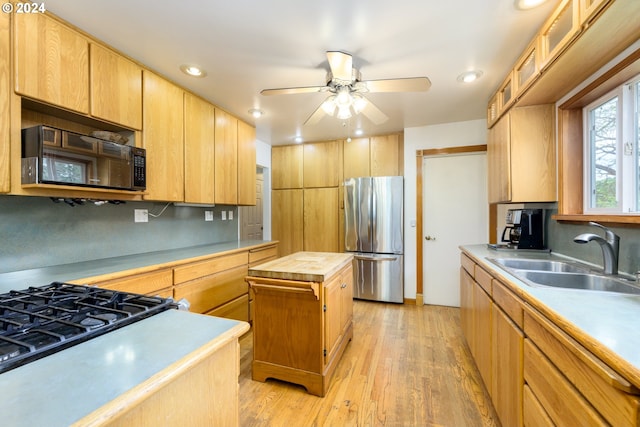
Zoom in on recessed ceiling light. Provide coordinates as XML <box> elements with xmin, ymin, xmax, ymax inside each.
<box><xmin>457</xmin><ymin>70</ymin><xmax>483</xmax><ymax>83</ymax></box>
<box><xmin>249</xmin><ymin>108</ymin><xmax>263</xmax><ymax>118</ymax></box>
<box><xmin>180</xmin><ymin>64</ymin><xmax>207</xmax><ymax>77</ymax></box>
<box><xmin>514</xmin><ymin>0</ymin><xmax>548</xmax><ymax>10</ymax></box>
<box><xmin>294</xmin><ymin>136</ymin><xmax>303</xmax><ymax>143</ymax></box>
<box><xmin>354</xmin><ymin>129</ymin><xmax>364</xmax><ymax>136</ymax></box>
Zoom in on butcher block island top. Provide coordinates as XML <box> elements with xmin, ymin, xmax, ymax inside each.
<box><xmin>247</xmin><ymin>251</ymin><xmax>354</xmax><ymax>396</ymax></box>
<box><xmin>247</xmin><ymin>251</ymin><xmax>354</xmax><ymax>282</ymax></box>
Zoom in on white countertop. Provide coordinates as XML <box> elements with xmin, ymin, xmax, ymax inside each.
<box><xmin>0</xmin><ymin>309</ymin><xmax>248</xmax><ymax>427</ymax></box>
<box><xmin>461</xmin><ymin>244</ymin><xmax>640</xmax><ymax>387</ymax></box>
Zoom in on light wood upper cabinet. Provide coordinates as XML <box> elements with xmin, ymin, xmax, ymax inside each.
<box><xmin>142</xmin><ymin>71</ymin><xmax>184</xmax><ymax>201</ymax></box>
<box><xmin>343</xmin><ymin>137</ymin><xmax>370</xmax><ymax>179</ymax></box>
<box><xmin>0</xmin><ymin>10</ymin><xmax>9</xmax><ymax>193</ymax></box>
<box><xmin>303</xmin><ymin>140</ymin><xmax>342</xmax><ymax>188</ymax></box>
<box><xmin>237</xmin><ymin>120</ymin><xmax>257</xmax><ymax>206</ymax></box>
<box><xmin>89</xmin><ymin>43</ymin><xmax>142</xmax><ymax>130</ymax></box>
<box><xmin>539</xmin><ymin>0</ymin><xmax>581</xmax><ymax>70</ymax></box>
<box><xmin>14</xmin><ymin>12</ymin><xmax>89</xmax><ymax>114</ymax></box>
<box><xmin>214</xmin><ymin>108</ymin><xmax>238</xmax><ymax>205</ymax></box>
<box><xmin>303</xmin><ymin>187</ymin><xmax>339</xmax><ymax>252</ymax></box>
<box><xmin>184</xmin><ymin>92</ymin><xmax>215</xmax><ymax>204</ymax></box>
<box><xmin>487</xmin><ymin>113</ymin><xmax>511</xmax><ymax>203</ymax></box>
<box><xmin>488</xmin><ymin>105</ymin><xmax>556</xmax><ymax>203</ymax></box>
<box><xmin>272</xmin><ymin>145</ymin><xmax>303</xmax><ymax>189</ymax></box>
<box><xmin>513</xmin><ymin>39</ymin><xmax>540</xmax><ymax>98</ymax></box>
<box><xmin>343</xmin><ymin>135</ymin><xmax>402</xmax><ymax>178</ymax></box>
<box><xmin>370</xmin><ymin>134</ymin><xmax>402</xmax><ymax>176</ymax></box>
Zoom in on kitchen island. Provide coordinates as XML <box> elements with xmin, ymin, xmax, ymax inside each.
<box><xmin>247</xmin><ymin>251</ymin><xmax>354</xmax><ymax>396</ymax></box>
<box><xmin>0</xmin><ymin>309</ymin><xmax>249</xmax><ymax>427</ymax></box>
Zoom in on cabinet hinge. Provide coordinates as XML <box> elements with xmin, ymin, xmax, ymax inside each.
<box><xmin>323</xmin><ymin>304</ymin><xmax>327</xmax><ymax>312</ymax></box>
<box><xmin>324</xmin><ymin>348</ymin><xmax>327</xmax><ymax>357</ymax></box>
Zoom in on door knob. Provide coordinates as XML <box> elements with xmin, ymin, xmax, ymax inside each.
<box><xmin>425</xmin><ymin>235</ymin><xmax>436</xmax><ymax>241</ymax></box>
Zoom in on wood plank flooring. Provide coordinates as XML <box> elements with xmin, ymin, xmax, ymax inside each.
<box><xmin>239</xmin><ymin>301</ymin><xmax>500</xmax><ymax>427</ymax></box>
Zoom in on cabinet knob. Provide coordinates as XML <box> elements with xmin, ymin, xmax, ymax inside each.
<box><xmin>425</xmin><ymin>235</ymin><xmax>436</xmax><ymax>241</ymax></box>
<box><xmin>341</xmin><ymin>283</ymin><xmax>347</xmax><ymax>289</ymax></box>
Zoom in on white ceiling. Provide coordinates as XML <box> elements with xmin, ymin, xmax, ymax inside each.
<box><xmin>45</xmin><ymin>0</ymin><xmax>556</xmax><ymax>145</ymax></box>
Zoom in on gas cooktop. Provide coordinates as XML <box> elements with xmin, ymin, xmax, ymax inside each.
<box><xmin>0</xmin><ymin>282</ymin><xmax>176</xmax><ymax>374</ymax></box>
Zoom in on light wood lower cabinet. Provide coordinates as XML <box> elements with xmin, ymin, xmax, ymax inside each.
<box><xmin>174</xmin><ymin>251</ymin><xmax>249</xmax><ymax>321</ymax></box>
<box><xmin>461</xmin><ymin>251</ymin><xmax>640</xmax><ymax>427</ymax></box>
<box><xmin>524</xmin><ymin>307</ymin><xmax>640</xmax><ymax>427</ymax></box>
<box><xmin>84</xmin><ymin>268</ymin><xmax>173</xmax><ymax>298</ymax></box>
<box><xmin>491</xmin><ymin>283</ymin><xmax>524</xmax><ymax>427</ymax></box>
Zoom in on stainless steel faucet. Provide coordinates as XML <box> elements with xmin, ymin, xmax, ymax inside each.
<box><xmin>573</xmin><ymin>222</ymin><xmax>620</xmax><ymax>275</ymax></box>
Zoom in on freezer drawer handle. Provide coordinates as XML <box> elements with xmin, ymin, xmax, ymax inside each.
<box><xmin>354</xmin><ymin>255</ymin><xmax>398</xmax><ymax>262</ymax></box>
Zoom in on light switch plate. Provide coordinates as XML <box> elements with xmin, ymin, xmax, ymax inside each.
<box><xmin>205</xmin><ymin>211</ymin><xmax>213</xmax><ymax>221</ymax></box>
<box><xmin>221</xmin><ymin>211</ymin><xmax>227</xmax><ymax>220</ymax></box>
<box><xmin>228</xmin><ymin>210</ymin><xmax>233</xmax><ymax>220</ymax></box>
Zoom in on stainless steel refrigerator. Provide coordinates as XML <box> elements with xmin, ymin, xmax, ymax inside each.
<box><xmin>344</xmin><ymin>176</ymin><xmax>404</xmax><ymax>303</ymax></box>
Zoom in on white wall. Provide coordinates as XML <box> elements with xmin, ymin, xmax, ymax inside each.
<box><xmin>256</xmin><ymin>139</ymin><xmax>272</xmax><ymax>240</ymax></box>
<box><xmin>403</xmin><ymin>119</ymin><xmax>487</xmax><ymax>299</ymax></box>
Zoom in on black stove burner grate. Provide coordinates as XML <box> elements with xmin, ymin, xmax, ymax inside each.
<box><xmin>0</xmin><ymin>282</ymin><xmax>176</xmax><ymax>373</ymax></box>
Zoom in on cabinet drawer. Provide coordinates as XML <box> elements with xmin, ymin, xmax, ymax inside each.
<box><xmin>94</xmin><ymin>269</ymin><xmax>173</xmax><ymax>296</ymax></box>
<box><xmin>524</xmin><ymin>339</ymin><xmax>607</xmax><ymax>426</ymax></box>
<box><xmin>174</xmin><ymin>251</ymin><xmax>248</xmax><ymax>284</ymax></box>
<box><xmin>206</xmin><ymin>294</ymin><xmax>249</xmax><ymax>322</ymax></box>
<box><xmin>492</xmin><ymin>279</ymin><xmax>523</xmax><ymax>328</ymax></box>
<box><xmin>460</xmin><ymin>253</ymin><xmax>475</xmax><ymax>276</ymax></box>
<box><xmin>174</xmin><ymin>264</ymin><xmax>248</xmax><ymax>314</ymax></box>
<box><xmin>475</xmin><ymin>265</ymin><xmax>493</xmax><ymax>294</ymax></box>
<box><xmin>523</xmin><ymin>384</ymin><xmax>554</xmax><ymax>427</ymax></box>
<box><xmin>249</xmin><ymin>245</ymin><xmax>278</xmax><ymax>266</ymax></box>
<box><xmin>525</xmin><ymin>309</ymin><xmax>640</xmax><ymax>426</ymax></box>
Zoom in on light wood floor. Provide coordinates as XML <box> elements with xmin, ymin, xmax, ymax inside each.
<box><xmin>239</xmin><ymin>300</ymin><xmax>500</xmax><ymax>427</ymax></box>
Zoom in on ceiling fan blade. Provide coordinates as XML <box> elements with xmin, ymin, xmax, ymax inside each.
<box><xmin>361</xmin><ymin>77</ymin><xmax>431</xmax><ymax>93</ymax></box>
<box><xmin>360</xmin><ymin>98</ymin><xmax>388</xmax><ymax>125</ymax></box>
<box><xmin>327</xmin><ymin>51</ymin><xmax>353</xmax><ymax>82</ymax></box>
<box><xmin>304</xmin><ymin>101</ymin><xmax>328</xmax><ymax>126</ymax></box>
<box><xmin>261</xmin><ymin>86</ymin><xmax>327</xmax><ymax>96</ymax></box>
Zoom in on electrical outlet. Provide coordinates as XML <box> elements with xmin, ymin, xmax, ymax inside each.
<box><xmin>221</xmin><ymin>211</ymin><xmax>227</xmax><ymax>220</ymax></box>
<box><xmin>134</xmin><ymin>209</ymin><xmax>148</xmax><ymax>223</ymax></box>
<box><xmin>228</xmin><ymin>210</ymin><xmax>233</xmax><ymax>220</ymax></box>
<box><xmin>205</xmin><ymin>211</ymin><xmax>213</xmax><ymax>221</ymax></box>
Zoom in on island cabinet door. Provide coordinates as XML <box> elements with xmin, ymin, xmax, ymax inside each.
<box><xmin>251</xmin><ymin>279</ymin><xmax>324</xmax><ymax>373</ymax></box>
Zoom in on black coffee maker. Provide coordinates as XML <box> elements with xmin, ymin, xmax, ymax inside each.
<box><xmin>501</xmin><ymin>209</ymin><xmax>545</xmax><ymax>249</ymax></box>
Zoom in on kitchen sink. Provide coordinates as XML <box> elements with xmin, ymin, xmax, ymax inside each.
<box><xmin>487</xmin><ymin>257</ymin><xmax>640</xmax><ymax>295</ymax></box>
<box><xmin>519</xmin><ymin>271</ymin><xmax>640</xmax><ymax>295</ymax></box>
<box><xmin>490</xmin><ymin>258</ymin><xmax>589</xmax><ymax>273</ymax></box>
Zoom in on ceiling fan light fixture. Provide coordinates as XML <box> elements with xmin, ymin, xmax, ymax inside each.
<box><xmin>457</xmin><ymin>70</ymin><xmax>483</xmax><ymax>83</ymax></box>
<box><xmin>179</xmin><ymin>64</ymin><xmax>207</xmax><ymax>77</ymax></box>
<box><xmin>321</xmin><ymin>96</ymin><xmax>337</xmax><ymax>115</ymax></box>
<box><xmin>335</xmin><ymin>87</ymin><xmax>353</xmax><ymax>108</ymax></box>
<box><xmin>336</xmin><ymin>105</ymin><xmax>352</xmax><ymax>120</ymax></box>
<box><xmin>352</xmin><ymin>94</ymin><xmax>368</xmax><ymax>114</ymax></box>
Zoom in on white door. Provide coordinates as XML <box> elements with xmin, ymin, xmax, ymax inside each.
<box><xmin>240</xmin><ymin>168</ymin><xmax>264</xmax><ymax>240</ymax></box>
<box><xmin>422</xmin><ymin>153</ymin><xmax>488</xmax><ymax>307</ymax></box>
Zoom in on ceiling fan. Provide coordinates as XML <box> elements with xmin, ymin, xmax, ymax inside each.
<box><xmin>260</xmin><ymin>51</ymin><xmax>431</xmax><ymax>126</ymax></box>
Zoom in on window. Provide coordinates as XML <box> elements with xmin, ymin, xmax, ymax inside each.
<box><xmin>584</xmin><ymin>75</ymin><xmax>640</xmax><ymax>213</ymax></box>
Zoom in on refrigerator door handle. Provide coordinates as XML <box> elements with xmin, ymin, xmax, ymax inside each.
<box><xmin>354</xmin><ymin>255</ymin><xmax>399</xmax><ymax>262</ymax></box>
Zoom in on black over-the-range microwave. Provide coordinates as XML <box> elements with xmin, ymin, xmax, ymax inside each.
<box><xmin>21</xmin><ymin>125</ymin><xmax>146</xmax><ymax>191</ymax></box>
